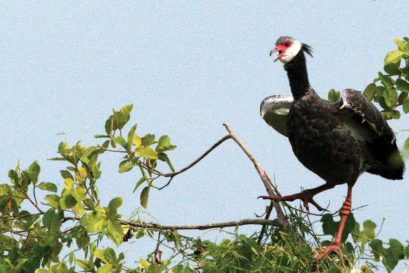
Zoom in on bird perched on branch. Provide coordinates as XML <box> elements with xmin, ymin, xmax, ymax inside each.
<box><xmin>260</xmin><ymin>36</ymin><xmax>405</xmax><ymax>259</ymax></box>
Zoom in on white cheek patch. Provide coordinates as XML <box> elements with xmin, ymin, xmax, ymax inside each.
<box><xmin>280</xmin><ymin>40</ymin><xmax>302</xmax><ymax>63</ymax></box>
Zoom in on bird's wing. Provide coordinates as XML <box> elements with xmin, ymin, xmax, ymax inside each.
<box><xmin>260</xmin><ymin>95</ymin><xmax>293</xmax><ymax>136</ymax></box>
<box><xmin>337</xmin><ymin>89</ymin><xmax>404</xmax><ymax>179</ymax></box>
<box><xmin>337</xmin><ymin>89</ymin><xmax>393</xmax><ymax>141</ymax></box>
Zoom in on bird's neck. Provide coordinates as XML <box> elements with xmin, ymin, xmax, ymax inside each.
<box><xmin>284</xmin><ymin>51</ymin><xmax>311</xmax><ymax>100</ymax></box>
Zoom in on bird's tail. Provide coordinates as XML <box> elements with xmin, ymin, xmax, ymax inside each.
<box><xmin>367</xmin><ymin>147</ymin><xmax>405</xmax><ymax>180</ymax></box>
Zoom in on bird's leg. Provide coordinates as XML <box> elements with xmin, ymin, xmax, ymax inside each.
<box><xmin>259</xmin><ymin>183</ymin><xmax>335</xmax><ymax>211</ymax></box>
<box><xmin>316</xmin><ymin>185</ymin><xmax>353</xmax><ymax>260</ymax></box>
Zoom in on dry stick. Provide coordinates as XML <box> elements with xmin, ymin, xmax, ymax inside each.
<box><xmin>122</xmin><ymin>218</ymin><xmax>280</xmax><ymax>231</ymax></box>
<box><xmin>223</xmin><ymin>123</ymin><xmax>289</xmax><ymax>229</ymax></box>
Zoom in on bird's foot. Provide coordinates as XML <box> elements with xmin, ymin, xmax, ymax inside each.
<box><xmin>316</xmin><ymin>242</ymin><xmax>344</xmax><ymax>260</ymax></box>
<box><xmin>258</xmin><ymin>189</ymin><xmax>327</xmax><ymax>211</ymax></box>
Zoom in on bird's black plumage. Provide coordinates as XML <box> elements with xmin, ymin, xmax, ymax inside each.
<box><xmin>279</xmin><ymin>42</ymin><xmax>404</xmax><ymax>186</ymax></box>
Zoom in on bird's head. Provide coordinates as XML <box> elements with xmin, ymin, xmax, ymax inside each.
<box><xmin>270</xmin><ymin>36</ymin><xmax>313</xmax><ymax>63</ymax></box>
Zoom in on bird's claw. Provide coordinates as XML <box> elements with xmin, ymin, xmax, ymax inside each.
<box><xmin>316</xmin><ymin>242</ymin><xmax>344</xmax><ymax>260</ymax></box>
<box><xmin>257</xmin><ymin>195</ymin><xmax>274</xmax><ymax>200</ymax></box>
<box><xmin>258</xmin><ymin>192</ymin><xmax>327</xmax><ymax>212</ymax></box>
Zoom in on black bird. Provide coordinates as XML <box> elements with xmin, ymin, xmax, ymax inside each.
<box><xmin>261</xmin><ymin>36</ymin><xmax>405</xmax><ymax>259</ymax></box>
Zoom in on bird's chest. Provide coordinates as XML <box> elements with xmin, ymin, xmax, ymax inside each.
<box><xmin>287</xmin><ymin>97</ymin><xmax>338</xmax><ymax>149</ymax></box>
<box><xmin>286</xmin><ymin>97</ymin><xmax>362</xmax><ymax>183</ymax></box>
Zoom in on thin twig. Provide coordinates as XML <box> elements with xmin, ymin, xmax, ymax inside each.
<box><xmin>222</xmin><ymin>123</ymin><xmax>289</xmax><ymax>229</ymax></box>
<box><xmin>156</xmin><ymin>177</ymin><xmax>174</xmax><ymax>190</ymax></box>
<box><xmin>159</xmin><ymin>135</ymin><xmax>232</xmax><ymax>178</ymax></box>
<box><xmin>24</xmin><ymin>193</ymin><xmax>44</xmax><ymax>213</ymax></box>
<box><xmin>257</xmin><ymin>203</ymin><xmax>274</xmax><ymax>244</ymax></box>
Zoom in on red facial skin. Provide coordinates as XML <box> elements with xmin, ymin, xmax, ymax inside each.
<box><xmin>271</xmin><ymin>40</ymin><xmax>293</xmax><ymax>61</ymax></box>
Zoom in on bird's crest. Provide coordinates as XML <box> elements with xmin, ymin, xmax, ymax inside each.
<box><xmin>302</xmin><ymin>43</ymin><xmax>313</xmax><ymax>57</ymax></box>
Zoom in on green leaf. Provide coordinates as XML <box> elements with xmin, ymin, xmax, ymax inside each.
<box><xmin>403</xmin><ymin>98</ymin><xmax>409</xmax><ymax>113</ymax></box>
<box><xmin>383</xmin><ymin>239</ymin><xmax>404</xmax><ymax>272</ymax></box>
<box><xmin>80</xmin><ymin>208</ymin><xmax>107</xmax><ymax>233</ymax></box>
<box><xmin>404</xmin><ymin>137</ymin><xmax>409</xmax><ymax>151</ymax></box>
<box><xmin>118</xmin><ymin>160</ymin><xmax>134</xmax><ymax>173</ymax></box>
<box><xmin>103</xmin><ymin>247</ymin><xmax>117</xmax><ymax>264</ymax></box>
<box><xmin>360</xmin><ymin>220</ymin><xmax>376</xmax><ymax>250</ymax></box>
<box><xmin>76</xmin><ymin>259</ymin><xmax>93</xmax><ymax>271</ymax></box>
<box><xmin>75</xmin><ymin>228</ymin><xmax>90</xmax><ymax>250</ymax></box>
<box><xmin>140</xmin><ymin>186</ymin><xmax>150</xmax><ymax>208</ymax></box>
<box><xmin>133</xmin><ymin>177</ymin><xmax>147</xmax><ymax>192</ymax></box>
<box><xmin>97</xmin><ymin>264</ymin><xmax>113</xmax><ymax>273</ymax></box>
<box><xmin>321</xmin><ymin>214</ymin><xmax>337</xmax><ymax>236</ymax></box>
<box><xmin>61</xmin><ymin>194</ymin><xmax>77</xmax><ymax>209</ymax></box>
<box><xmin>94</xmin><ymin>134</ymin><xmax>110</xmax><ymax>139</ymax></box>
<box><xmin>58</xmin><ymin>142</ymin><xmax>70</xmax><ymax>156</ymax></box>
<box><xmin>132</xmin><ymin>134</ymin><xmax>142</xmax><ymax>147</ymax></box>
<box><xmin>105</xmin><ymin>116</ymin><xmax>114</xmax><ymax>135</ymax></box>
<box><xmin>156</xmin><ymin>135</ymin><xmax>177</xmax><ymax>152</ymax></box>
<box><xmin>397</xmin><ymin>79</ymin><xmax>409</xmax><ymax>93</ymax></box>
<box><xmin>393</xmin><ymin>38</ymin><xmax>407</xmax><ymax>51</ymax></box>
<box><xmin>94</xmin><ymin>249</ymin><xmax>108</xmax><ymax>263</ymax></box>
<box><xmin>42</xmin><ymin>209</ymin><xmax>63</xmax><ymax>234</ymax></box>
<box><xmin>60</xmin><ymin>170</ymin><xmax>74</xmax><ymax>180</ymax></box>
<box><xmin>382</xmin><ymin>110</ymin><xmax>400</xmax><ymax>120</ymax></box>
<box><xmin>398</xmin><ymin>92</ymin><xmax>408</xmax><ymax>104</ymax></box>
<box><xmin>363</xmin><ymin>84</ymin><xmax>376</xmax><ymax>101</ymax></box>
<box><xmin>384</xmin><ymin>88</ymin><xmax>398</xmax><ymax>107</ymax></box>
<box><xmin>37</xmin><ymin>182</ymin><xmax>58</xmax><ymax>193</ymax></box>
<box><xmin>113</xmin><ymin>105</ymin><xmax>133</xmax><ymax>130</ymax></box>
<box><xmin>141</xmin><ymin>134</ymin><xmax>156</xmax><ymax>146</ymax></box>
<box><xmin>327</xmin><ymin>89</ymin><xmax>340</xmax><ymax>103</ymax></box>
<box><xmin>120</xmin><ymin>104</ymin><xmax>133</xmax><ymax>115</ymax></box>
<box><xmin>384</xmin><ymin>50</ymin><xmax>403</xmax><ymax>65</ymax></box>
<box><xmin>321</xmin><ymin>213</ymin><xmax>356</xmax><ymax>242</ymax></box>
<box><xmin>107</xmin><ymin>219</ymin><xmax>123</xmax><ymax>246</ymax></box>
<box><xmin>108</xmin><ymin>197</ymin><xmax>122</xmax><ymax>215</ymax></box>
<box><xmin>369</xmin><ymin>239</ymin><xmax>384</xmax><ymax>261</ymax></box>
<box><xmin>114</xmin><ymin>135</ymin><xmax>127</xmax><ymax>149</ymax></box>
<box><xmin>378</xmin><ymin>72</ymin><xmax>393</xmax><ymax>88</ymax></box>
<box><xmin>158</xmin><ymin>153</ymin><xmax>175</xmax><ymax>172</ymax></box>
<box><xmin>127</xmin><ymin>124</ymin><xmax>137</xmax><ymax>145</ymax></box>
<box><xmin>136</xmin><ymin>146</ymin><xmax>158</xmax><ymax>159</ymax></box>
<box><xmin>384</xmin><ymin>63</ymin><xmax>400</xmax><ymax>75</ymax></box>
<box><xmin>28</xmin><ymin>161</ymin><xmax>41</xmax><ymax>184</ymax></box>
<box><xmin>44</xmin><ymin>194</ymin><xmax>60</xmax><ymax>209</ymax></box>
<box><xmin>0</xmin><ymin>184</ymin><xmax>9</xmax><ymax>196</ymax></box>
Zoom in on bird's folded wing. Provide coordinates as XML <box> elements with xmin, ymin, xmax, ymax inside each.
<box><xmin>338</xmin><ymin>89</ymin><xmax>395</xmax><ymax>143</ymax></box>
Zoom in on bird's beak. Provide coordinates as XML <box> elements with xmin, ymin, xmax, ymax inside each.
<box><xmin>269</xmin><ymin>47</ymin><xmax>280</xmax><ymax>62</ymax></box>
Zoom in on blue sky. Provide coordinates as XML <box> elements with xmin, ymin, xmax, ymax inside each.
<box><xmin>1</xmin><ymin>1</ymin><xmax>409</xmax><ymax>270</ymax></box>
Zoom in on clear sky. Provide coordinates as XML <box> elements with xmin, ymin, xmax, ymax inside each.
<box><xmin>1</xmin><ymin>1</ymin><xmax>408</xmax><ymax>270</ymax></box>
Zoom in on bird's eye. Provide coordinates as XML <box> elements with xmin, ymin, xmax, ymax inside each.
<box><xmin>284</xmin><ymin>42</ymin><xmax>290</xmax><ymax>47</ymax></box>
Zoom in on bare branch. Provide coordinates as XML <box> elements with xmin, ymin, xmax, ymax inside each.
<box><xmin>223</xmin><ymin>123</ymin><xmax>289</xmax><ymax>229</ymax></box>
<box><xmin>122</xmin><ymin>218</ymin><xmax>280</xmax><ymax>231</ymax></box>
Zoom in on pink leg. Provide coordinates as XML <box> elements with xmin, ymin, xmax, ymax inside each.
<box><xmin>316</xmin><ymin>185</ymin><xmax>353</xmax><ymax>260</ymax></box>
